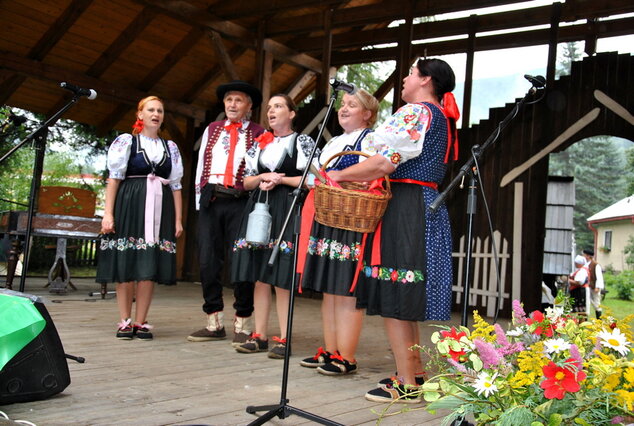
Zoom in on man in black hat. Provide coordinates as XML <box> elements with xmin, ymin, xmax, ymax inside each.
<box><xmin>189</xmin><ymin>80</ymin><xmax>265</xmax><ymax>345</ymax></box>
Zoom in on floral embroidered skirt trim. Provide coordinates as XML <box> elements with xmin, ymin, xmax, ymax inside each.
<box><xmin>231</xmin><ymin>186</ymin><xmax>297</xmax><ymax>290</ymax></box>
<box><xmin>355</xmin><ymin>183</ymin><xmax>453</xmax><ymax>322</ymax></box>
<box><xmin>300</xmin><ymin>221</ymin><xmax>365</xmax><ymax>296</ymax></box>
<box><xmin>96</xmin><ymin>177</ymin><xmax>177</xmax><ymax>285</ymax></box>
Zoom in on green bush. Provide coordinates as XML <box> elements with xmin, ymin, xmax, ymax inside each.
<box><xmin>604</xmin><ymin>270</ymin><xmax>634</xmax><ymax>301</ymax></box>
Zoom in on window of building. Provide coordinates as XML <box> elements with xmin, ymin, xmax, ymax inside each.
<box><xmin>604</xmin><ymin>230</ymin><xmax>612</xmax><ymax>250</ymax></box>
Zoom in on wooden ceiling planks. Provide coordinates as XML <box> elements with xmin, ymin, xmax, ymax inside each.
<box><xmin>0</xmin><ymin>0</ymin><xmax>632</xmax><ymax>143</ymax></box>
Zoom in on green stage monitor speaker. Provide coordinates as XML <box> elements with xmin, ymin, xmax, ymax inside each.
<box><xmin>0</xmin><ymin>289</ymin><xmax>70</xmax><ymax>404</ymax></box>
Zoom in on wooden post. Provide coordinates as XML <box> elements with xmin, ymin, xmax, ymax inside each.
<box><xmin>256</xmin><ymin>22</ymin><xmax>273</xmax><ymax>125</ymax></box>
<box><xmin>317</xmin><ymin>8</ymin><xmax>333</xmax><ymax>106</ymax></box>
<box><xmin>462</xmin><ymin>15</ymin><xmax>477</xmax><ymax>128</ymax></box>
<box><xmin>393</xmin><ymin>2</ymin><xmax>413</xmax><ymax>112</ymax></box>
<box><xmin>546</xmin><ymin>2</ymin><xmax>561</xmax><ymax>89</ymax></box>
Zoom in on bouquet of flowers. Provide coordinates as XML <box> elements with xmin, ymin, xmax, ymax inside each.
<box><xmin>420</xmin><ymin>300</ymin><xmax>634</xmax><ymax>425</ymax></box>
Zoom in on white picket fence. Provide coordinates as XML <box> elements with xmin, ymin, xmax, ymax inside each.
<box><xmin>452</xmin><ymin>230</ymin><xmax>511</xmax><ymax>317</ymax></box>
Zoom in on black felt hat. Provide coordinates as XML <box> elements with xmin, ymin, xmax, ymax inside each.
<box><xmin>216</xmin><ymin>80</ymin><xmax>262</xmax><ymax>109</ymax></box>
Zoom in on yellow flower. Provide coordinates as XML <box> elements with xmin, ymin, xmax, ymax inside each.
<box><xmin>508</xmin><ymin>370</ymin><xmax>537</xmax><ymax>388</ymax></box>
<box><xmin>471</xmin><ymin>310</ymin><xmax>496</xmax><ymax>343</ymax></box>
<box><xmin>604</xmin><ymin>373</ymin><xmax>621</xmax><ymax>392</ymax></box>
<box><xmin>516</xmin><ymin>342</ymin><xmax>549</xmax><ymax>377</ymax></box>
<box><xmin>614</xmin><ymin>389</ymin><xmax>634</xmax><ymax>411</ymax></box>
<box><xmin>624</xmin><ymin>367</ymin><xmax>634</xmax><ymax>389</ymax></box>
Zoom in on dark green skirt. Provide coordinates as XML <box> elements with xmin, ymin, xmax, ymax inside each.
<box><xmin>96</xmin><ymin>177</ymin><xmax>177</xmax><ymax>285</ymax></box>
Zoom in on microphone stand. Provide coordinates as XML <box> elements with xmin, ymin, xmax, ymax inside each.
<box><xmin>429</xmin><ymin>84</ymin><xmax>544</xmax><ymax>327</ymax></box>
<box><xmin>0</xmin><ymin>95</ymin><xmax>83</xmax><ymax>293</ymax></box>
<box><xmin>245</xmin><ymin>89</ymin><xmax>343</xmax><ymax>426</ymax></box>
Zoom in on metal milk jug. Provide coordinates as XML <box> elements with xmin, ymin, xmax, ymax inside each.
<box><xmin>245</xmin><ymin>190</ymin><xmax>271</xmax><ymax>245</ymax></box>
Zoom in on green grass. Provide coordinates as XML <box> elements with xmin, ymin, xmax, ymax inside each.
<box><xmin>602</xmin><ymin>287</ymin><xmax>634</xmax><ymax>329</ymax></box>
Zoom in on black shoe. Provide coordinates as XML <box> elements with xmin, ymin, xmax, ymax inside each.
<box><xmin>236</xmin><ymin>333</ymin><xmax>269</xmax><ymax>353</ymax></box>
<box><xmin>365</xmin><ymin>383</ymin><xmax>422</xmax><ymax>404</ymax></box>
<box><xmin>316</xmin><ymin>355</ymin><xmax>357</xmax><ymax>376</ymax></box>
<box><xmin>267</xmin><ymin>337</ymin><xmax>287</xmax><ymax>359</ymax></box>
<box><xmin>378</xmin><ymin>372</ymin><xmax>425</xmax><ymax>387</ymax></box>
<box><xmin>187</xmin><ymin>327</ymin><xmax>226</xmax><ymax>342</ymax></box>
<box><xmin>116</xmin><ymin>319</ymin><xmax>134</xmax><ymax>340</ymax></box>
<box><xmin>300</xmin><ymin>347</ymin><xmax>334</xmax><ymax>368</ymax></box>
<box><xmin>134</xmin><ymin>322</ymin><xmax>154</xmax><ymax>340</ymax></box>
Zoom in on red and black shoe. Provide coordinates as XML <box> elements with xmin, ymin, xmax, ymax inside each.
<box><xmin>299</xmin><ymin>347</ymin><xmax>334</xmax><ymax>368</ymax></box>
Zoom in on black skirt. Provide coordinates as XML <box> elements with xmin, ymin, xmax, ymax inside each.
<box><xmin>96</xmin><ymin>177</ymin><xmax>177</xmax><ymax>285</ymax></box>
<box><xmin>354</xmin><ymin>183</ymin><xmax>428</xmax><ymax>321</ymax></box>
<box><xmin>231</xmin><ymin>186</ymin><xmax>297</xmax><ymax>290</ymax></box>
<box><xmin>301</xmin><ymin>221</ymin><xmax>364</xmax><ymax>296</ymax></box>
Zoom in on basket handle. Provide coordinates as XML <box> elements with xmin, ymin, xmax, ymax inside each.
<box><xmin>320</xmin><ymin>150</ymin><xmax>391</xmax><ymax>191</ymax></box>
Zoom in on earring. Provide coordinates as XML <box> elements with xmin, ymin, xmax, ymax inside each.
<box><xmin>132</xmin><ymin>118</ymin><xmax>144</xmax><ymax>133</ymax></box>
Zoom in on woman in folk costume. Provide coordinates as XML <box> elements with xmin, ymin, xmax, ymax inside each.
<box><xmin>298</xmin><ymin>89</ymin><xmax>379</xmax><ymax>376</ymax></box>
<box><xmin>232</xmin><ymin>94</ymin><xmax>316</xmax><ymax>359</ymax></box>
<box><xmin>97</xmin><ymin>96</ymin><xmax>183</xmax><ymax>340</ymax></box>
<box><xmin>327</xmin><ymin>58</ymin><xmax>459</xmax><ymax>403</ymax></box>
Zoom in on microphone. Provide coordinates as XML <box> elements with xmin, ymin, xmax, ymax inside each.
<box><xmin>524</xmin><ymin>74</ymin><xmax>546</xmax><ymax>88</ymax></box>
<box><xmin>329</xmin><ymin>78</ymin><xmax>357</xmax><ymax>94</ymax></box>
<box><xmin>60</xmin><ymin>82</ymin><xmax>98</xmax><ymax>100</ymax></box>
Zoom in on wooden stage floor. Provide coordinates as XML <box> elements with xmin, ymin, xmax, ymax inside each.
<box><xmin>1</xmin><ymin>278</ymin><xmax>461</xmax><ymax>425</ymax></box>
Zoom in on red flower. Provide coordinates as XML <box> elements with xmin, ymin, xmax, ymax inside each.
<box><xmin>403</xmin><ymin>113</ymin><xmax>416</xmax><ymax>123</ymax></box>
<box><xmin>389</xmin><ymin>152</ymin><xmax>401</xmax><ymax>164</ymax></box>
<box><xmin>407</xmin><ymin>128</ymin><xmax>420</xmax><ymax>140</ymax></box>
<box><xmin>540</xmin><ymin>359</ymin><xmax>586</xmax><ymax>400</ymax></box>
<box><xmin>526</xmin><ymin>310</ymin><xmax>554</xmax><ymax>337</ymax></box>
<box><xmin>390</xmin><ymin>270</ymin><xmax>398</xmax><ymax>281</ymax></box>
<box><xmin>255</xmin><ymin>131</ymin><xmax>275</xmax><ymax>150</ymax></box>
<box><xmin>440</xmin><ymin>328</ymin><xmax>468</xmax><ymax>362</ymax></box>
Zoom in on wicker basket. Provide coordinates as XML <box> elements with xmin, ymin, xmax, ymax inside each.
<box><xmin>314</xmin><ymin>151</ymin><xmax>392</xmax><ymax>233</ymax></box>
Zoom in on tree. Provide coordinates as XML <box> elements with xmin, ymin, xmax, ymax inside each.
<box><xmin>549</xmin><ymin>136</ymin><xmax>628</xmax><ymax>251</ymax></box>
<box><xmin>0</xmin><ymin>106</ymin><xmax>113</xmax><ymax>211</ymax></box>
<box><xmin>336</xmin><ymin>62</ymin><xmax>394</xmax><ymax>123</ymax></box>
<box><xmin>556</xmin><ymin>42</ymin><xmax>582</xmax><ymax>78</ymax></box>
<box><xmin>626</xmin><ymin>146</ymin><xmax>634</xmax><ymax>196</ymax></box>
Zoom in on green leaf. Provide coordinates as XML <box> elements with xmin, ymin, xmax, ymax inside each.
<box><xmin>426</xmin><ymin>394</ymin><xmax>468</xmax><ymax>411</ymax></box>
<box><xmin>547</xmin><ymin>413</ymin><xmax>562</xmax><ymax>426</ymax></box>
<box><xmin>469</xmin><ymin>353</ymin><xmax>483</xmax><ymax>371</ymax></box>
<box><xmin>422</xmin><ymin>391</ymin><xmax>440</xmax><ymax>401</ymax></box>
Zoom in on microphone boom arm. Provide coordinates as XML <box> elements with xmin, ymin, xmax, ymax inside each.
<box><xmin>429</xmin><ymin>85</ymin><xmax>539</xmax><ymax>213</ymax></box>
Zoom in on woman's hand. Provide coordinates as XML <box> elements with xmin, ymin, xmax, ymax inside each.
<box><xmin>101</xmin><ymin>213</ymin><xmax>115</xmax><ymax>234</ymax></box>
<box><xmin>175</xmin><ymin>220</ymin><xmax>183</xmax><ymax>238</ymax></box>
<box><xmin>258</xmin><ymin>172</ymin><xmax>285</xmax><ymax>190</ymax></box>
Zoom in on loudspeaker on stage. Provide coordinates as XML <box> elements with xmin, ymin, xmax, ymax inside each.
<box><xmin>0</xmin><ymin>289</ymin><xmax>70</xmax><ymax>404</ymax></box>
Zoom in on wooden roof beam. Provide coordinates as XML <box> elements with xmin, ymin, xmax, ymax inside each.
<box><xmin>210</xmin><ymin>0</ymin><xmax>345</xmax><ymax>20</ymax></box>
<box><xmin>86</xmin><ymin>7</ymin><xmax>157</xmax><ymax>78</ymax></box>
<box><xmin>265</xmin><ymin>0</ymin><xmax>528</xmax><ymax>37</ymax></box>
<box><xmin>290</xmin><ymin>0</ymin><xmax>634</xmax><ymax>53</ymax></box>
<box><xmin>46</xmin><ymin>7</ymin><xmax>158</xmax><ymax>120</ymax></box>
<box><xmin>96</xmin><ymin>27</ymin><xmax>204</xmax><ymax>134</ymax></box>
<box><xmin>330</xmin><ymin>16</ymin><xmax>634</xmax><ymax>65</ymax></box>
<box><xmin>208</xmin><ymin>30</ymin><xmax>240</xmax><ymax>81</ymax></box>
<box><xmin>142</xmin><ymin>0</ymin><xmax>322</xmax><ymax>73</ymax></box>
<box><xmin>0</xmin><ymin>51</ymin><xmax>204</xmax><ymax>120</ymax></box>
<box><xmin>0</xmin><ymin>0</ymin><xmax>94</xmax><ymax>105</ymax></box>
<box><xmin>181</xmin><ymin>46</ymin><xmax>247</xmax><ymax>104</ymax></box>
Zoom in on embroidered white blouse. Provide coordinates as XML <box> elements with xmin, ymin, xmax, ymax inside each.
<box><xmin>106</xmin><ymin>133</ymin><xmax>183</xmax><ymax>191</ymax></box>
<box><xmin>360</xmin><ymin>103</ymin><xmax>432</xmax><ymax>166</ymax></box>
<box><xmin>245</xmin><ymin>133</ymin><xmax>316</xmax><ymax>175</ymax></box>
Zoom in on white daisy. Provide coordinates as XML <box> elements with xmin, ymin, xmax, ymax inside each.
<box><xmin>506</xmin><ymin>327</ymin><xmax>525</xmax><ymax>337</ymax></box>
<box><xmin>545</xmin><ymin>306</ymin><xmax>565</xmax><ymax>321</ymax></box>
<box><xmin>544</xmin><ymin>338</ymin><xmax>571</xmax><ymax>354</ymax></box>
<box><xmin>473</xmin><ymin>372</ymin><xmax>498</xmax><ymax>397</ymax></box>
<box><xmin>598</xmin><ymin>328</ymin><xmax>631</xmax><ymax>356</ymax></box>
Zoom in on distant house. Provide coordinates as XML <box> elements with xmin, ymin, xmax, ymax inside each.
<box><xmin>587</xmin><ymin>195</ymin><xmax>634</xmax><ymax>272</ymax></box>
